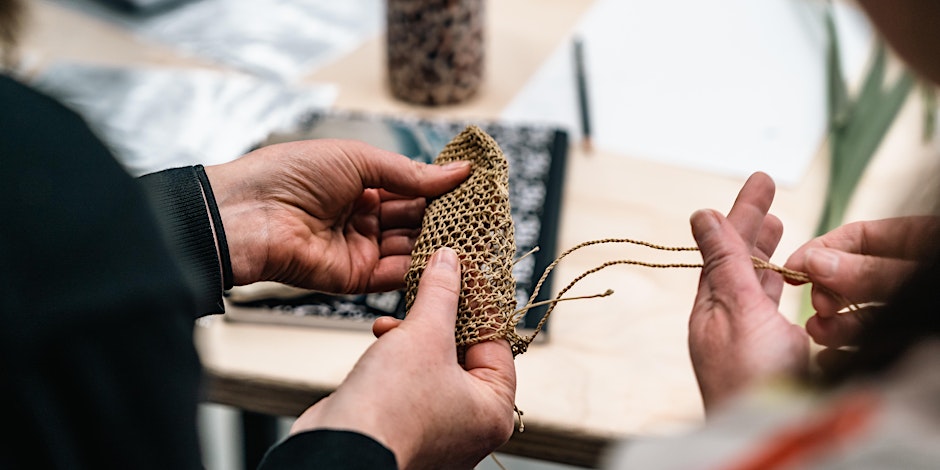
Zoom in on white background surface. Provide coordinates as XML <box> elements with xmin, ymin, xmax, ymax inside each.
<box><xmin>503</xmin><ymin>0</ymin><xmax>873</xmax><ymax>186</ymax></box>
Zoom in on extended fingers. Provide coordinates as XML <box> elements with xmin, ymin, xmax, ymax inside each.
<box><xmin>726</xmin><ymin>172</ymin><xmax>776</xmax><ymax>248</ymax></box>
<box><xmin>755</xmin><ymin>214</ymin><xmax>785</xmax><ymax>303</ymax></box>
<box><xmin>691</xmin><ymin>173</ymin><xmax>778</xmax><ymax>304</ymax></box>
<box><xmin>754</xmin><ymin>214</ymin><xmax>784</xmax><ymax>260</ymax></box>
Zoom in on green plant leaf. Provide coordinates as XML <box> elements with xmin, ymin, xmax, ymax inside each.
<box><xmin>802</xmin><ymin>5</ymin><xmax>915</xmax><ymax>323</ymax></box>
<box><xmin>816</xmin><ymin>3</ymin><xmax>915</xmax><ymax>237</ymax></box>
<box><xmin>816</xmin><ymin>43</ymin><xmax>914</xmax><ymax>236</ymax></box>
<box><xmin>826</xmin><ymin>7</ymin><xmax>851</xmax><ymax>132</ymax></box>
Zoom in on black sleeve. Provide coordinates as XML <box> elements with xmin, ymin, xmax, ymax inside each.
<box><xmin>138</xmin><ymin>165</ymin><xmax>231</xmax><ymax>316</ymax></box>
<box><xmin>0</xmin><ymin>74</ymin><xmax>205</xmax><ymax>469</ymax></box>
<box><xmin>257</xmin><ymin>430</ymin><xmax>398</xmax><ymax>469</ymax></box>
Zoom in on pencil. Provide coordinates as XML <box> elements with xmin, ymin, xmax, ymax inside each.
<box><xmin>573</xmin><ymin>36</ymin><xmax>592</xmax><ymax>153</ymax></box>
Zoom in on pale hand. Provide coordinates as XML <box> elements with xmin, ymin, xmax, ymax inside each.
<box><xmin>290</xmin><ymin>248</ymin><xmax>517</xmax><ymax>470</ymax></box>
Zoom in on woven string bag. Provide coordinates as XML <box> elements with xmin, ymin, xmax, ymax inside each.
<box><xmin>404</xmin><ymin>125</ymin><xmax>529</xmax><ymax>359</ymax></box>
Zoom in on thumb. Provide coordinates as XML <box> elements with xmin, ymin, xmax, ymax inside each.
<box><xmin>406</xmin><ymin>248</ymin><xmax>462</xmax><ymax>337</ymax></box>
<box><xmin>347</xmin><ymin>142</ymin><xmax>471</xmax><ymax>196</ymax></box>
<box><xmin>691</xmin><ymin>209</ymin><xmax>731</xmax><ymax>260</ymax></box>
<box><xmin>690</xmin><ymin>209</ymin><xmax>766</xmax><ymax>299</ymax></box>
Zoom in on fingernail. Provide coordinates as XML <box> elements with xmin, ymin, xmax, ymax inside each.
<box><xmin>441</xmin><ymin>161</ymin><xmax>470</xmax><ymax>171</ymax></box>
<box><xmin>806</xmin><ymin>248</ymin><xmax>838</xmax><ymax>278</ymax></box>
<box><xmin>430</xmin><ymin>247</ymin><xmax>458</xmax><ymax>270</ymax></box>
<box><xmin>691</xmin><ymin>209</ymin><xmax>720</xmax><ymax>233</ymax></box>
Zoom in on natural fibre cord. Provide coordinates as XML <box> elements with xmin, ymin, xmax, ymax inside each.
<box><xmin>406</xmin><ymin>125</ymin><xmax>829</xmax><ymax>360</ymax></box>
<box><xmin>405</xmin><ymin>125</ymin><xmax>522</xmax><ymax>358</ymax></box>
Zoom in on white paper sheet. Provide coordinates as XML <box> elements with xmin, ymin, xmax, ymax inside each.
<box><xmin>502</xmin><ymin>0</ymin><xmax>873</xmax><ymax>186</ymax></box>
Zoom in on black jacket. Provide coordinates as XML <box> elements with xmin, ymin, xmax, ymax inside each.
<box><xmin>0</xmin><ymin>75</ymin><xmax>395</xmax><ymax>469</ymax></box>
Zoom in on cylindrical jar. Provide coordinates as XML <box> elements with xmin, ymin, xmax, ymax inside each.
<box><xmin>386</xmin><ymin>0</ymin><xmax>484</xmax><ymax>105</ymax></box>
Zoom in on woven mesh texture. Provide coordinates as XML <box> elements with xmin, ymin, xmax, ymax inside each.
<box><xmin>405</xmin><ymin>125</ymin><xmax>524</xmax><ymax>357</ymax></box>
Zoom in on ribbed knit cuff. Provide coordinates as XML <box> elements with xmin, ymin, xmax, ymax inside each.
<box><xmin>194</xmin><ymin>165</ymin><xmax>233</xmax><ymax>290</ymax></box>
<box><xmin>138</xmin><ymin>166</ymin><xmax>226</xmax><ymax>316</ymax></box>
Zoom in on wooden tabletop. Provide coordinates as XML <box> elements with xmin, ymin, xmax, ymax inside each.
<box><xmin>21</xmin><ymin>1</ymin><xmax>939</xmax><ymax>467</ymax></box>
